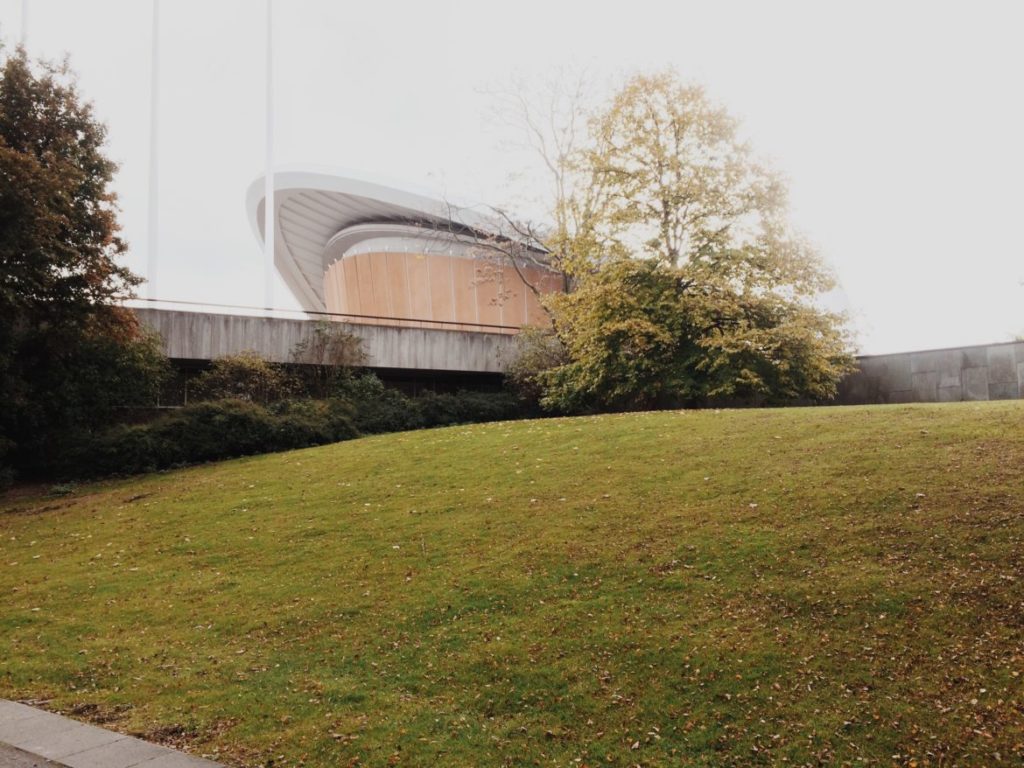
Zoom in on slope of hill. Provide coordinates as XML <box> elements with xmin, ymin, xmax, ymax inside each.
<box><xmin>1</xmin><ymin>403</ymin><xmax>1022</xmax><ymax>766</ymax></box>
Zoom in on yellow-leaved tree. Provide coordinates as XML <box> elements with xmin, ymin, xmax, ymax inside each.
<box><xmin>504</xmin><ymin>70</ymin><xmax>854</xmax><ymax>411</ymax></box>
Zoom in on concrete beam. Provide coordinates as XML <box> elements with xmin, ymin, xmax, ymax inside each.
<box><xmin>135</xmin><ymin>308</ymin><xmax>516</xmax><ymax>374</ymax></box>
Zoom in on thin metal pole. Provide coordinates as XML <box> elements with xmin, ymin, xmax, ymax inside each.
<box><xmin>263</xmin><ymin>0</ymin><xmax>275</xmax><ymax>312</ymax></box>
<box><xmin>146</xmin><ymin>0</ymin><xmax>161</xmax><ymax>299</ymax></box>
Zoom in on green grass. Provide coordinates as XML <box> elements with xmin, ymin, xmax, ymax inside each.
<box><xmin>2</xmin><ymin>403</ymin><xmax>1023</xmax><ymax>767</ymax></box>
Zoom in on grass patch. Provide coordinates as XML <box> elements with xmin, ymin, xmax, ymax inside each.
<box><xmin>2</xmin><ymin>402</ymin><xmax>1023</xmax><ymax>766</ymax></box>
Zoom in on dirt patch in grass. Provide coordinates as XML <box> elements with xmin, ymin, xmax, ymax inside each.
<box><xmin>66</xmin><ymin>701</ymin><xmax>131</xmax><ymax>725</ymax></box>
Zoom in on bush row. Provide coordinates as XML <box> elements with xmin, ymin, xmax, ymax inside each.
<box><xmin>337</xmin><ymin>375</ymin><xmax>520</xmax><ymax>434</ymax></box>
<box><xmin>64</xmin><ymin>399</ymin><xmax>358</xmax><ymax>477</ymax></box>
<box><xmin>59</xmin><ymin>377</ymin><xmax>522</xmax><ymax>479</ymax></box>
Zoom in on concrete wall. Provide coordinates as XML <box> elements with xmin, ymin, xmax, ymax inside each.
<box><xmin>135</xmin><ymin>308</ymin><xmax>515</xmax><ymax>374</ymax></box>
<box><xmin>838</xmin><ymin>341</ymin><xmax>1024</xmax><ymax>404</ymax></box>
<box><xmin>138</xmin><ymin>308</ymin><xmax>1023</xmax><ymax>405</ymax></box>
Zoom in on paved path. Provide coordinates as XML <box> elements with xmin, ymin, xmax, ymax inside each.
<box><xmin>0</xmin><ymin>742</ymin><xmax>63</xmax><ymax>767</ymax></box>
<box><xmin>0</xmin><ymin>701</ymin><xmax>222</xmax><ymax>768</ymax></box>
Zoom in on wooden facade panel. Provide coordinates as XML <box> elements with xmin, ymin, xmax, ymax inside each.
<box><xmin>406</xmin><ymin>253</ymin><xmax>433</xmax><ymax>324</ymax></box>
<box><xmin>368</xmin><ymin>253</ymin><xmax>393</xmax><ymax>322</ymax></box>
<box><xmin>475</xmin><ymin>261</ymin><xmax>502</xmax><ymax>326</ymax></box>
<box><xmin>523</xmin><ymin>266</ymin><xmax>549</xmax><ymax>327</ymax></box>
<box><xmin>386</xmin><ymin>252</ymin><xmax>412</xmax><ymax>321</ymax></box>
<box><xmin>450</xmin><ymin>257</ymin><xmax>478</xmax><ymax>325</ymax></box>
<box><xmin>495</xmin><ymin>264</ymin><xmax>523</xmax><ymax>328</ymax></box>
<box><xmin>342</xmin><ymin>258</ymin><xmax>362</xmax><ymax>316</ymax></box>
<box><xmin>323</xmin><ymin>252</ymin><xmax>560</xmax><ymax>332</ymax></box>
<box><xmin>332</xmin><ymin>262</ymin><xmax>347</xmax><ymax>313</ymax></box>
<box><xmin>353</xmin><ymin>253</ymin><xmax>376</xmax><ymax>320</ymax></box>
<box><xmin>431</xmin><ymin>255</ymin><xmax>456</xmax><ymax>323</ymax></box>
<box><xmin>323</xmin><ymin>263</ymin><xmax>341</xmax><ymax>314</ymax></box>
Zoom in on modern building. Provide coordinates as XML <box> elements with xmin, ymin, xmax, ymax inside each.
<box><xmin>133</xmin><ymin>171</ymin><xmax>565</xmax><ymax>403</ymax></box>
<box><xmin>136</xmin><ymin>170</ymin><xmax>1024</xmax><ymax>406</ymax></box>
<box><xmin>247</xmin><ymin>170</ymin><xmax>563</xmax><ymax>333</ymax></box>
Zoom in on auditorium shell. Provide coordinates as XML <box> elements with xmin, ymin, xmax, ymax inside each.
<box><xmin>247</xmin><ymin>170</ymin><xmax>562</xmax><ymax>333</ymax></box>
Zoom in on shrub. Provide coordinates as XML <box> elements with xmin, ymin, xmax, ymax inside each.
<box><xmin>4</xmin><ymin>327</ymin><xmax>171</xmax><ymax>477</ymax></box>
<box><xmin>416</xmin><ymin>390</ymin><xmax>520</xmax><ymax>427</ymax></box>
<box><xmin>67</xmin><ymin>399</ymin><xmax>360</xmax><ymax>478</ymax></box>
<box><xmin>415</xmin><ymin>392</ymin><xmax>463</xmax><ymax>428</ymax></box>
<box><xmin>269</xmin><ymin>399</ymin><xmax>359</xmax><ymax>446</ymax></box>
<box><xmin>501</xmin><ymin>326</ymin><xmax>568</xmax><ymax>408</ymax></box>
<box><xmin>73</xmin><ymin>400</ymin><xmax>274</xmax><ymax>476</ymax></box>
<box><xmin>0</xmin><ymin>437</ymin><xmax>16</xmax><ymax>490</ymax></box>
<box><xmin>75</xmin><ymin>422</ymin><xmax>174</xmax><ymax>477</ymax></box>
<box><xmin>335</xmin><ymin>374</ymin><xmax>423</xmax><ymax>434</ymax></box>
<box><xmin>190</xmin><ymin>352</ymin><xmax>299</xmax><ymax>405</ymax></box>
<box><xmin>290</xmin><ymin>322</ymin><xmax>367</xmax><ymax>398</ymax></box>
<box><xmin>159</xmin><ymin>400</ymin><xmax>281</xmax><ymax>461</ymax></box>
<box><xmin>55</xmin><ymin>379</ymin><xmax>525</xmax><ymax>480</ymax></box>
<box><xmin>325</xmin><ymin>374</ymin><xmax>524</xmax><ymax>433</ymax></box>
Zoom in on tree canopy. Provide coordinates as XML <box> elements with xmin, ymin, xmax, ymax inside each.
<box><xmin>504</xmin><ymin>70</ymin><xmax>854</xmax><ymax>411</ymax></box>
<box><xmin>0</xmin><ymin>46</ymin><xmax>137</xmax><ymax>328</ymax></box>
<box><xmin>0</xmin><ymin>47</ymin><xmax>166</xmax><ymax>479</ymax></box>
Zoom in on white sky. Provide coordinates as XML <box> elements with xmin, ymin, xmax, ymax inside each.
<box><xmin>2</xmin><ymin>0</ymin><xmax>1022</xmax><ymax>355</ymax></box>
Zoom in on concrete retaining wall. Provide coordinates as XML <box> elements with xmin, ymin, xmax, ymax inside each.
<box><xmin>135</xmin><ymin>308</ymin><xmax>515</xmax><ymax>374</ymax></box>
<box><xmin>838</xmin><ymin>341</ymin><xmax>1024</xmax><ymax>404</ymax></box>
<box><xmin>137</xmin><ymin>308</ymin><xmax>1023</xmax><ymax>405</ymax></box>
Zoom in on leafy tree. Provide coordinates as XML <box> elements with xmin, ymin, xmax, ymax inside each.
<box><xmin>542</xmin><ymin>258</ymin><xmax>852</xmax><ymax>411</ymax></box>
<box><xmin>587</xmin><ymin>72</ymin><xmax>788</xmax><ymax>268</ymax></box>
<box><xmin>290</xmin><ymin>321</ymin><xmax>367</xmax><ymax>398</ymax></box>
<box><xmin>501</xmin><ymin>326</ymin><xmax>568</xmax><ymax>407</ymax></box>
<box><xmin>190</xmin><ymin>352</ymin><xmax>298</xmax><ymax>405</ymax></box>
<box><xmin>0</xmin><ymin>47</ymin><xmax>167</xmax><ymax>477</ymax></box>
<box><xmin>540</xmin><ymin>259</ymin><xmax>697</xmax><ymax>411</ymax></box>
<box><xmin>503</xmin><ymin>70</ymin><xmax>853</xmax><ymax>410</ymax></box>
<box><xmin>0</xmin><ymin>47</ymin><xmax>138</xmax><ymax>330</ymax></box>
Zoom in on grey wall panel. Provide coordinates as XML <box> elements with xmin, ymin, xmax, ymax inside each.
<box><xmin>987</xmin><ymin>346</ymin><xmax>1017</xmax><ymax>383</ymax></box>
<box><xmin>135</xmin><ymin>309</ymin><xmax>515</xmax><ymax>374</ymax></box>
<box><xmin>911</xmin><ymin>371</ymin><xmax>939</xmax><ymax>401</ymax></box>
<box><xmin>962</xmin><ymin>367</ymin><xmax>990</xmax><ymax>401</ymax></box>
<box><xmin>839</xmin><ymin>341</ymin><xmax>1023</xmax><ymax>405</ymax></box>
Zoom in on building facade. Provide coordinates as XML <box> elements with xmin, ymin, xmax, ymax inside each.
<box><xmin>248</xmin><ymin>171</ymin><xmax>562</xmax><ymax>333</ymax></box>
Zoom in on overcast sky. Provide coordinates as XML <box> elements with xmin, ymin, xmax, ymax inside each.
<box><xmin>2</xmin><ymin>0</ymin><xmax>1022</xmax><ymax>354</ymax></box>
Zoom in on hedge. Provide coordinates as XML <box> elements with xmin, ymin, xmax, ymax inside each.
<box><xmin>64</xmin><ymin>399</ymin><xmax>358</xmax><ymax>477</ymax></box>
<box><xmin>56</xmin><ymin>381</ymin><xmax>523</xmax><ymax>480</ymax></box>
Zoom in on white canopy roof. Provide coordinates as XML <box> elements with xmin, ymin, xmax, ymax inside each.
<box><xmin>247</xmin><ymin>169</ymin><xmax>497</xmax><ymax>312</ymax></box>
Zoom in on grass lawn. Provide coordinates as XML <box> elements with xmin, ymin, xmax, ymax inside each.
<box><xmin>2</xmin><ymin>402</ymin><xmax>1023</xmax><ymax>766</ymax></box>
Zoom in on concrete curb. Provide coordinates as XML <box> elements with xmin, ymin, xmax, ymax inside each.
<box><xmin>0</xmin><ymin>701</ymin><xmax>222</xmax><ymax>768</ymax></box>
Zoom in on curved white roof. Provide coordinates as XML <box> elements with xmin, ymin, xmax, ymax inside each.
<box><xmin>247</xmin><ymin>169</ymin><xmax>501</xmax><ymax>312</ymax></box>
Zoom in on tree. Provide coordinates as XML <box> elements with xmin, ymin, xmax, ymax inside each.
<box><xmin>0</xmin><ymin>47</ymin><xmax>138</xmax><ymax>330</ymax></box>
<box><xmin>429</xmin><ymin>73</ymin><xmax>612</xmax><ymax>312</ymax></box>
<box><xmin>540</xmin><ymin>259</ymin><xmax>697</xmax><ymax>411</ymax></box>
<box><xmin>542</xmin><ymin>258</ymin><xmax>853</xmax><ymax>411</ymax></box>
<box><xmin>290</xmin><ymin>321</ymin><xmax>367</xmax><ymax>398</ymax></box>
<box><xmin>191</xmin><ymin>352</ymin><xmax>298</xmax><ymax>405</ymax></box>
<box><xmin>501</xmin><ymin>70</ymin><xmax>853</xmax><ymax>410</ymax></box>
<box><xmin>481</xmin><ymin>72</ymin><xmax>617</xmax><ymax>287</ymax></box>
<box><xmin>0</xmin><ymin>47</ymin><xmax>167</xmax><ymax>477</ymax></box>
<box><xmin>587</xmin><ymin>72</ymin><xmax>788</xmax><ymax>268</ymax></box>
<box><xmin>501</xmin><ymin>325</ymin><xmax>568</xmax><ymax>407</ymax></box>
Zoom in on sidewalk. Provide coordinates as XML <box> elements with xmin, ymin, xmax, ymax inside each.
<box><xmin>0</xmin><ymin>742</ymin><xmax>63</xmax><ymax>767</ymax></box>
<box><xmin>0</xmin><ymin>701</ymin><xmax>222</xmax><ymax>768</ymax></box>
